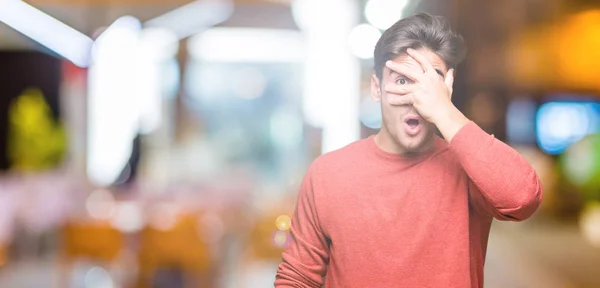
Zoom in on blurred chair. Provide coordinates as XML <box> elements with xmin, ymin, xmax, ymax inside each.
<box><xmin>60</xmin><ymin>220</ymin><xmax>125</xmax><ymax>286</ymax></box>
<box><xmin>136</xmin><ymin>211</ymin><xmax>213</xmax><ymax>288</ymax></box>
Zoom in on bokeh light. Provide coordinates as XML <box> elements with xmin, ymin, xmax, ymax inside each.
<box><xmin>148</xmin><ymin>203</ymin><xmax>179</xmax><ymax>231</ymax></box>
<box><xmin>84</xmin><ymin>266</ymin><xmax>114</xmax><ymax>288</ymax></box>
<box><xmin>561</xmin><ymin>134</ymin><xmax>600</xmax><ymax>194</ymax></box>
<box><xmin>271</xmin><ymin>230</ymin><xmax>290</xmax><ymax>249</ymax></box>
<box><xmin>579</xmin><ymin>202</ymin><xmax>600</xmax><ymax>248</ymax></box>
<box><xmin>364</xmin><ymin>0</ymin><xmax>409</xmax><ymax>30</ymax></box>
<box><xmin>536</xmin><ymin>101</ymin><xmax>600</xmax><ymax>155</ymax></box>
<box><xmin>275</xmin><ymin>215</ymin><xmax>291</xmax><ymax>231</ymax></box>
<box><xmin>555</xmin><ymin>10</ymin><xmax>600</xmax><ymax>91</ymax></box>
<box><xmin>348</xmin><ymin>24</ymin><xmax>382</xmax><ymax>59</ymax></box>
<box><xmin>110</xmin><ymin>201</ymin><xmax>144</xmax><ymax>233</ymax></box>
<box><xmin>85</xmin><ymin>189</ymin><xmax>116</xmax><ymax>220</ymax></box>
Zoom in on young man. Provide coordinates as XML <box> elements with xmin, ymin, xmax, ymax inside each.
<box><xmin>275</xmin><ymin>13</ymin><xmax>542</xmax><ymax>288</ymax></box>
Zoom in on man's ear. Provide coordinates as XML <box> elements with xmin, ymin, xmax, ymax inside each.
<box><xmin>371</xmin><ymin>74</ymin><xmax>382</xmax><ymax>102</ymax></box>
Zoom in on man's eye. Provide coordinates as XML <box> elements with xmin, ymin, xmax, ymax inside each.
<box><xmin>396</xmin><ymin>77</ymin><xmax>410</xmax><ymax>85</ymax></box>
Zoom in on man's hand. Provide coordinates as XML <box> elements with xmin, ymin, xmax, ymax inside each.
<box><xmin>384</xmin><ymin>48</ymin><xmax>469</xmax><ymax>142</ymax></box>
<box><xmin>384</xmin><ymin>48</ymin><xmax>454</xmax><ymax>124</ymax></box>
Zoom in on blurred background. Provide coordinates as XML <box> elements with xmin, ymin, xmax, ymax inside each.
<box><xmin>0</xmin><ymin>0</ymin><xmax>600</xmax><ymax>287</ymax></box>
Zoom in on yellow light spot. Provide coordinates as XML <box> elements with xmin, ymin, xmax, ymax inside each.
<box><xmin>275</xmin><ymin>215</ymin><xmax>291</xmax><ymax>231</ymax></box>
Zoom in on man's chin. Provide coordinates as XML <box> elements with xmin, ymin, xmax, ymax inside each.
<box><xmin>396</xmin><ymin>134</ymin><xmax>433</xmax><ymax>153</ymax></box>
<box><xmin>403</xmin><ymin>143</ymin><xmax>427</xmax><ymax>153</ymax></box>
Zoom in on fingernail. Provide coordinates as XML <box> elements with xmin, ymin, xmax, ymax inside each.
<box><xmin>385</xmin><ymin>61</ymin><xmax>392</xmax><ymax>67</ymax></box>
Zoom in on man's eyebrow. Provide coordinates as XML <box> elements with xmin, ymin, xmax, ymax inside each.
<box><xmin>434</xmin><ymin>69</ymin><xmax>444</xmax><ymax>77</ymax></box>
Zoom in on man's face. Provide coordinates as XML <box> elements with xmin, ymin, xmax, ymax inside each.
<box><xmin>371</xmin><ymin>48</ymin><xmax>449</xmax><ymax>153</ymax></box>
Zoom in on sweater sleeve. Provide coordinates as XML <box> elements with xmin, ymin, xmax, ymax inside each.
<box><xmin>449</xmin><ymin>121</ymin><xmax>543</xmax><ymax>221</ymax></box>
<box><xmin>275</xmin><ymin>162</ymin><xmax>329</xmax><ymax>287</ymax></box>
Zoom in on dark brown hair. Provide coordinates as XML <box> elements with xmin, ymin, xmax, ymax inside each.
<box><xmin>374</xmin><ymin>13</ymin><xmax>466</xmax><ymax>80</ymax></box>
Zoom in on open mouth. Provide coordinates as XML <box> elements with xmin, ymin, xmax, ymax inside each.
<box><xmin>404</xmin><ymin>116</ymin><xmax>422</xmax><ymax>136</ymax></box>
<box><xmin>406</xmin><ymin>118</ymin><xmax>419</xmax><ymax>128</ymax></box>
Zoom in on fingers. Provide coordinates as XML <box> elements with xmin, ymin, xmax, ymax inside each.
<box><xmin>385</xmin><ymin>61</ymin><xmax>424</xmax><ymax>82</ymax></box>
<box><xmin>445</xmin><ymin>68</ymin><xmax>455</xmax><ymax>95</ymax></box>
<box><xmin>384</xmin><ymin>83</ymin><xmax>413</xmax><ymax>95</ymax></box>
<box><xmin>388</xmin><ymin>94</ymin><xmax>414</xmax><ymax>106</ymax></box>
<box><xmin>406</xmin><ymin>48</ymin><xmax>436</xmax><ymax>75</ymax></box>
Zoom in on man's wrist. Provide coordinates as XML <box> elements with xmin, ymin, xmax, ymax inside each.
<box><xmin>433</xmin><ymin>106</ymin><xmax>470</xmax><ymax>143</ymax></box>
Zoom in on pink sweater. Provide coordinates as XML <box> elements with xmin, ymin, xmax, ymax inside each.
<box><xmin>275</xmin><ymin>121</ymin><xmax>542</xmax><ymax>288</ymax></box>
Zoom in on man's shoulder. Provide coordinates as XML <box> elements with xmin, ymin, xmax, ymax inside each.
<box><xmin>429</xmin><ymin>136</ymin><xmax>464</xmax><ymax>171</ymax></box>
<box><xmin>311</xmin><ymin>138</ymin><xmax>368</xmax><ymax>172</ymax></box>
